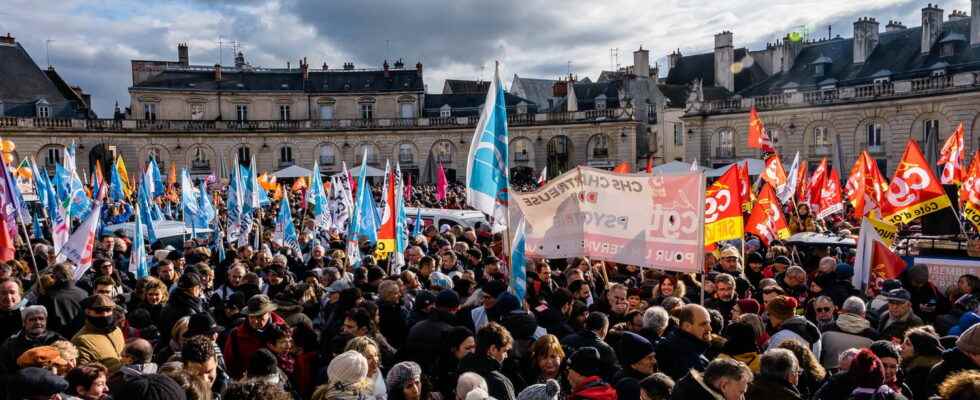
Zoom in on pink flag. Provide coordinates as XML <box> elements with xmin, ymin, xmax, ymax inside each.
<box><xmin>436</xmin><ymin>164</ymin><xmax>448</xmax><ymax>202</ymax></box>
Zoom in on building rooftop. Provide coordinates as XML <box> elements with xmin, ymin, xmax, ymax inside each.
<box><xmin>132</xmin><ymin>66</ymin><xmax>424</xmax><ymax>93</ymax></box>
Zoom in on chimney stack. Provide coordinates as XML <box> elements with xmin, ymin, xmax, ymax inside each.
<box><xmin>214</xmin><ymin>64</ymin><xmax>222</xmax><ymax>81</ymax></box>
<box><xmin>235</xmin><ymin>52</ymin><xmax>246</xmax><ymax>68</ymax></box>
<box><xmin>416</xmin><ymin>62</ymin><xmax>423</xmax><ymax>73</ymax></box>
<box><xmin>633</xmin><ymin>46</ymin><xmax>650</xmax><ymax>78</ymax></box>
<box><xmin>668</xmin><ymin>49</ymin><xmax>682</xmax><ymax>71</ymax></box>
<box><xmin>714</xmin><ymin>31</ymin><xmax>734</xmax><ymax>92</ymax></box>
<box><xmin>177</xmin><ymin>42</ymin><xmax>189</xmax><ymax>65</ymax></box>
<box><xmin>383</xmin><ymin>59</ymin><xmax>390</xmax><ymax>78</ymax></box>
<box><xmin>950</xmin><ymin>10</ymin><xmax>969</xmax><ymax>21</ymax></box>
<box><xmin>853</xmin><ymin>17</ymin><xmax>880</xmax><ymax>64</ymax></box>
<box><xmin>885</xmin><ymin>20</ymin><xmax>907</xmax><ymax>32</ymax></box>
<box><xmin>0</xmin><ymin>33</ymin><xmax>14</xmax><ymax>45</ymax></box>
<box><xmin>922</xmin><ymin>3</ymin><xmax>944</xmax><ymax>54</ymax></box>
<box><xmin>781</xmin><ymin>33</ymin><xmax>804</xmax><ymax>72</ymax></box>
<box><xmin>972</xmin><ymin>0</ymin><xmax>980</xmax><ymax>46</ymax></box>
<box><xmin>301</xmin><ymin>58</ymin><xmax>309</xmax><ymax>80</ymax></box>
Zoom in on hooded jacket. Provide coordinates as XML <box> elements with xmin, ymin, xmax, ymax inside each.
<box><xmin>569</xmin><ymin>375</ymin><xmax>617</xmax><ymax>400</ymax></box>
<box><xmin>561</xmin><ymin>330</ymin><xmax>620</xmax><ymax>380</ymax></box>
<box><xmin>458</xmin><ymin>353</ymin><xmax>516</xmax><ymax>400</ymax></box>
<box><xmin>769</xmin><ymin>316</ymin><xmax>822</xmax><ymax>354</ymax></box>
<box><xmin>819</xmin><ymin>313</ymin><xmax>877</xmax><ymax>369</ymax></box>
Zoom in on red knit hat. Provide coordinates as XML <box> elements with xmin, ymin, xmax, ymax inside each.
<box><xmin>848</xmin><ymin>349</ymin><xmax>885</xmax><ymax>389</ymax></box>
<box><xmin>736</xmin><ymin>298</ymin><xmax>760</xmax><ymax>315</ymax></box>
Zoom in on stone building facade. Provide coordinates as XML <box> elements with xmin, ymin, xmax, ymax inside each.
<box><xmin>679</xmin><ymin>2</ymin><xmax>980</xmax><ymax>174</ymax></box>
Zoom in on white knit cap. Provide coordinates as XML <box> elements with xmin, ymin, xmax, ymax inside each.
<box><xmin>327</xmin><ymin>350</ymin><xmax>369</xmax><ymax>386</ymax></box>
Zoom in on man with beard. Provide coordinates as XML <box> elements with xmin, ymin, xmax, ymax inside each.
<box><xmin>154</xmin><ymin>260</ymin><xmax>179</xmax><ymax>290</ymax></box>
<box><xmin>223</xmin><ymin>294</ymin><xmax>288</xmax><ymax>378</ymax></box>
<box><xmin>0</xmin><ymin>278</ymin><xmax>27</xmax><ymax>342</ymax></box>
<box><xmin>72</xmin><ymin>294</ymin><xmax>125</xmax><ymax>372</ymax></box>
<box><xmin>0</xmin><ymin>305</ymin><xmax>64</xmax><ymax>372</ymax></box>
<box><xmin>714</xmin><ymin>247</ymin><xmax>754</xmax><ymax>297</ymax></box>
<box><xmin>706</xmin><ymin>274</ymin><xmax>739</xmax><ymax>323</ymax></box>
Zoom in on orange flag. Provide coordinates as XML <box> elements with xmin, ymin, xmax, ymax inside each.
<box><xmin>645</xmin><ymin>154</ymin><xmax>653</xmax><ymax>174</ymax></box>
<box><xmin>747</xmin><ymin>106</ymin><xmax>773</xmax><ymax>151</ymax></box>
<box><xmin>817</xmin><ymin>167</ymin><xmax>843</xmax><ymax>219</ymax></box>
<box><xmin>613</xmin><ymin>162</ymin><xmax>631</xmax><ymax>173</ymax></box>
<box><xmin>762</xmin><ymin>154</ymin><xmax>788</xmax><ymax>196</ymax></box>
<box><xmin>871</xmin><ymin>240</ymin><xmax>907</xmax><ymax>282</ymax></box>
<box><xmin>880</xmin><ymin>139</ymin><xmax>952</xmax><ymax>225</ymax></box>
<box><xmin>705</xmin><ymin>166</ymin><xmax>744</xmax><ymax>245</ymax></box>
<box><xmin>795</xmin><ymin>160</ymin><xmax>809</xmax><ymax>205</ymax></box>
<box><xmin>745</xmin><ymin>183</ymin><xmax>790</xmax><ymax>245</ymax></box>
<box><xmin>961</xmin><ymin>150</ymin><xmax>980</xmax><ymax>229</ymax></box>
<box><xmin>846</xmin><ymin>152</ymin><xmax>868</xmax><ymax>219</ymax></box>
<box><xmin>291</xmin><ymin>176</ymin><xmax>308</xmax><ymax>193</ymax></box>
<box><xmin>938</xmin><ymin>122</ymin><xmax>966</xmax><ymax>185</ymax></box>
<box><xmin>737</xmin><ymin>161</ymin><xmax>754</xmax><ymax>213</ymax></box>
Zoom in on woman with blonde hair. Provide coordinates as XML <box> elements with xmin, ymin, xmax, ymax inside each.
<box><xmin>313</xmin><ymin>350</ymin><xmax>372</xmax><ymax>400</ymax></box>
<box><xmin>345</xmin><ymin>336</ymin><xmax>386</xmax><ymax>400</ymax></box>
<box><xmin>50</xmin><ymin>340</ymin><xmax>79</xmax><ymax>375</ymax></box>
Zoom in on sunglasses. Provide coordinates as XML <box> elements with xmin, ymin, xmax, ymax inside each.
<box><xmin>815</xmin><ymin>307</ymin><xmax>833</xmax><ymax>313</ymax></box>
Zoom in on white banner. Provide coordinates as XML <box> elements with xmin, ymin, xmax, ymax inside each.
<box><xmin>513</xmin><ymin>167</ymin><xmax>705</xmax><ymax>273</ymax></box>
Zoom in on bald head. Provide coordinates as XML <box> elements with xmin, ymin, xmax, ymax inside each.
<box><xmin>124</xmin><ymin>338</ymin><xmax>154</xmax><ymax>364</ymax></box>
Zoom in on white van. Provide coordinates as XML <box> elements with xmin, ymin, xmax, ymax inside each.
<box><xmin>405</xmin><ymin>207</ymin><xmax>488</xmax><ymax>231</ymax></box>
<box><xmin>102</xmin><ymin>220</ymin><xmax>214</xmax><ymax>249</ymax></box>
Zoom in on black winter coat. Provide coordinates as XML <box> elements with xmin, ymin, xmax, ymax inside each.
<box><xmin>746</xmin><ymin>375</ymin><xmax>803</xmax><ymax>400</ymax></box>
<box><xmin>158</xmin><ymin>289</ymin><xmax>205</xmax><ymax>344</ymax></box>
<box><xmin>458</xmin><ymin>353</ymin><xmax>516</xmax><ymax>400</ymax></box>
<box><xmin>655</xmin><ymin>329</ymin><xmax>709</xmax><ymax>381</ymax></box>
<box><xmin>927</xmin><ymin>348</ymin><xmax>980</xmax><ymax>398</ymax></box>
<box><xmin>0</xmin><ymin>330</ymin><xmax>64</xmax><ymax>372</ymax></box>
<box><xmin>403</xmin><ymin>309</ymin><xmax>456</xmax><ymax>372</ymax></box>
<box><xmin>38</xmin><ymin>283</ymin><xmax>87</xmax><ymax>338</ymax></box>
<box><xmin>561</xmin><ymin>330</ymin><xmax>620</xmax><ymax>380</ymax></box>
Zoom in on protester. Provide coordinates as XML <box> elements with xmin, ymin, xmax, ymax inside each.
<box><xmin>656</xmin><ymin>304</ymin><xmax>711</xmax><ymax>380</ymax></box>
<box><xmin>745</xmin><ymin>348</ymin><xmax>803</xmax><ymax>400</ymax></box>
<box><xmin>670</xmin><ymin>358</ymin><xmax>752</xmax><ymax>400</ymax></box>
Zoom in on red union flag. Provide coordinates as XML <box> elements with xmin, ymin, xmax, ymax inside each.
<box><xmin>745</xmin><ymin>183</ymin><xmax>790</xmax><ymax>245</ymax></box>
<box><xmin>846</xmin><ymin>152</ymin><xmax>867</xmax><ymax>219</ymax></box>
<box><xmin>961</xmin><ymin>150</ymin><xmax>980</xmax><ymax>229</ymax></box>
<box><xmin>806</xmin><ymin>158</ymin><xmax>828</xmax><ymax>213</ymax></box>
<box><xmin>938</xmin><ymin>122</ymin><xmax>966</xmax><ymax>185</ymax></box>
<box><xmin>705</xmin><ymin>166</ymin><xmax>743</xmax><ymax>245</ymax></box>
<box><xmin>881</xmin><ymin>139</ymin><xmax>952</xmax><ymax>225</ymax></box>
<box><xmin>737</xmin><ymin>161</ymin><xmax>754</xmax><ymax>213</ymax></box>
<box><xmin>762</xmin><ymin>154</ymin><xmax>788</xmax><ymax>197</ymax></box>
<box><xmin>817</xmin><ymin>167</ymin><xmax>843</xmax><ymax>219</ymax></box>
<box><xmin>748</xmin><ymin>106</ymin><xmax>774</xmax><ymax>152</ymax></box>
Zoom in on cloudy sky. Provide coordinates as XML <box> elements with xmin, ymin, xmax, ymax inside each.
<box><xmin>3</xmin><ymin>0</ymin><xmax>971</xmax><ymax>116</ymax></box>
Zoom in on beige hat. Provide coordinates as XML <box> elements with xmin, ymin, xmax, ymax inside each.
<box><xmin>720</xmin><ymin>247</ymin><xmax>741</xmax><ymax>260</ymax></box>
<box><xmin>956</xmin><ymin>323</ymin><xmax>980</xmax><ymax>355</ymax></box>
<box><xmin>327</xmin><ymin>350</ymin><xmax>369</xmax><ymax>387</ymax></box>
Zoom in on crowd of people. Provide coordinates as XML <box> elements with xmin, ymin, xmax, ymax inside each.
<box><xmin>0</xmin><ymin>181</ymin><xmax>978</xmax><ymax>400</ymax></box>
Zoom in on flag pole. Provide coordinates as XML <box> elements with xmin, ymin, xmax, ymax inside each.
<box><xmin>17</xmin><ymin>213</ymin><xmax>39</xmax><ymax>279</ymax></box>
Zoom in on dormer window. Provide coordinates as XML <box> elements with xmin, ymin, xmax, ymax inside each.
<box><xmin>36</xmin><ymin>99</ymin><xmax>50</xmax><ymax>119</ymax></box>
<box><xmin>932</xmin><ymin>69</ymin><xmax>947</xmax><ymax>77</ymax></box>
<box><xmin>873</xmin><ymin>77</ymin><xmax>890</xmax><ymax>85</ymax></box>
<box><xmin>815</xmin><ymin>64</ymin><xmax>825</xmax><ymax>76</ymax></box>
<box><xmin>440</xmin><ymin>104</ymin><xmax>452</xmax><ymax>118</ymax></box>
<box><xmin>516</xmin><ymin>101</ymin><xmax>528</xmax><ymax>115</ymax></box>
<box><xmin>941</xmin><ymin>43</ymin><xmax>955</xmax><ymax>57</ymax></box>
<box><xmin>595</xmin><ymin>95</ymin><xmax>607</xmax><ymax>111</ymax></box>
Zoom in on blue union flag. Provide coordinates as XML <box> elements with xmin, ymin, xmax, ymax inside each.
<box><xmin>465</xmin><ymin>61</ymin><xmax>509</xmax><ymax>233</ymax></box>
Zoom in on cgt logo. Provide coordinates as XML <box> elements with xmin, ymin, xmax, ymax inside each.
<box><xmin>886</xmin><ymin>166</ymin><xmax>930</xmax><ymax>208</ymax></box>
<box><xmin>578</xmin><ymin>191</ymin><xmax>599</xmax><ymax>203</ymax></box>
<box><xmin>704</xmin><ymin>189</ymin><xmax>732</xmax><ymax>223</ymax></box>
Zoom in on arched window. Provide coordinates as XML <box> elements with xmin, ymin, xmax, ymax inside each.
<box><xmin>279</xmin><ymin>146</ymin><xmax>294</xmax><ymax>166</ymax></box>
<box><xmin>319</xmin><ymin>145</ymin><xmax>337</xmax><ymax>166</ymax></box>
<box><xmin>358</xmin><ymin>143</ymin><xmax>380</xmax><ymax>165</ymax></box>
<box><xmin>237</xmin><ymin>146</ymin><xmax>251</xmax><ymax>166</ymax></box>
<box><xmin>547</xmin><ymin>135</ymin><xmax>572</xmax><ymax>174</ymax></box>
<box><xmin>433</xmin><ymin>141</ymin><xmax>454</xmax><ymax>163</ymax></box>
<box><xmin>813</xmin><ymin>126</ymin><xmax>831</xmax><ymax>156</ymax></box>
<box><xmin>867</xmin><ymin>122</ymin><xmax>884</xmax><ymax>153</ymax></box>
<box><xmin>399</xmin><ymin>143</ymin><xmax>415</xmax><ymax>164</ymax></box>
<box><xmin>190</xmin><ymin>147</ymin><xmax>211</xmax><ymax>174</ymax></box>
<box><xmin>714</xmin><ymin>129</ymin><xmax>735</xmax><ymax>158</ymax></box>
<box><xmin>588</xmin><ymin>134</ymin><xmax>610</xmax><ymax>159</ymax></box>
<box><xmin>40</xmin><ymin>145</ymin><xmax>64</xmax><ymax>173</ymax></box>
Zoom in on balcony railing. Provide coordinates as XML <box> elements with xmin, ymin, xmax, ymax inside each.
<box><xmin>813</xmin><ymin>146</ymin><xmax>832</xmax><ymax>156</ymax></box>
<box><xmin>319</xmin><ymin>156</ymin><xmax>336</xmax><ymax>166</ymax></box>
<box><xmin>0</xmin><ymin>107</ymin><xmax>632</xmax><ymax>133</ymax></box>
<box><xmin>591</xmin><ymin>148</ymin><xmax>609</xmax><ymax>158</ymax></box>
<box><xmin>715</xmin><ymin>147</ymin><xmax>736</xmax><ymax>159</ymax></box>
<box><xmin>515</xmin><ymin>151</ymin><xmax>530</xmax><ymax>162</ymax></box>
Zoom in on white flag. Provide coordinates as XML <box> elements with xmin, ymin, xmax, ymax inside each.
<box><xmin>62</xmin><ymin>202</ymin><xmax>103</xmax><ymax>281</ymax></box>
<box><xmin>778</xmin><ymin>151</ymin><xmax>801</xmax><ymax>204</ymax></box>
<box><xmin>853</xmin><ymin>217</ymin><xmax>885</xmax><ymax>290</ymax></box>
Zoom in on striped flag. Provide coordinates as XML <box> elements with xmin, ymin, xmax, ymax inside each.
<box><xmin>465</xmin><ymin>61</ymin><xmax>510</xmax><ymax>233</ymax></box>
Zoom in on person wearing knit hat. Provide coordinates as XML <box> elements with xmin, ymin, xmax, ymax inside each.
<box><xmin>245</xmin><ymin>348</ymin><xmax>284</xmax><ymax>385</ymax></box>
<box><xmin>386</xmin><ymin>361</ymin><xmax>423</xmax><ymax>400</ymax></box>
<box><xmin>314</xmin><ymin>350</ymin><xmax>370</xmax><ymax>400</ymax></box>
<box><xmin>16</xmin><ymin>345</ymin><xmax>68</xmax><ymax>372</ymax></box>
<box><xmin>517</xmin><ymin>379</ymin><xmax>560</xmax><ymax>400</ymax></box>
<box><xmin>766</xmin><ymin>295</ymin><xmax>821</xmax><ymax>352</ymax></box>
<box><xmin>116</xmin><ymin>373</ymin><xmax>187</xmax><ymax>400</ymax></box>
<box><xmin>869</xmin><ymin>340</ymin><xmax>912</xmax><ymax>397</ymax></box>
<box><xmin>612</xmin><ymin>332</ymin><xmax>656</xmax><ymax>399</ymax></box>
<box><xmin>733</xmin><ymin>298</ymin><xmax>760</xmax><ymax>320</ymax></box>
<box><xmin>846</xmin><ymin>349</ymin><xmax>905</xmax><ymax>400</ymax></box>
<box><xmin>567</xmin><ymin>347</ymin><xmax>617</xmax><ymax>400</ymax></box>
<box><xmin>9</xmin><ymin>367</ymin><xmax>70</xmax><ymax>399</ymax></box>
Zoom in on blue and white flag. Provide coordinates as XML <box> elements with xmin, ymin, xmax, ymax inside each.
<box><xmin>129</xmin><ymin>201</ymin><xmax>149</xmax><ymax>279</ymax></box>
<box><xmin>109</xmin><ymin>160</ymin><xmax>126</xmax><ymax>202</ymax></box>
<box><xmin>351</xmin><ymin>150</ymin><xmax>380</xmax><ymax>245</ymax></box>
<box><xmin>395</xmin><ymin>163</ymin><xmax>408</xmax><ymax>255</ymax></box>
<box><xmin>307</xmin><ymin>162</ymin><xmax>331</xmax><ymax>233</ymax></box>
<box><xmin>213</xmin><ymin>227</ymin><xmax>226</xmax><ymax>263</ymax></box>
<box><xmin>198</xmin><ymin>180</ymin><xmax>216</xmax><ymax>227</ymax></box>
<box><xmin>32</xmin><ymin>211</ymin><xmax>44</xmax><ymax>240</ymax></box>
<box><xmin>226</xmin><ymin>162</ymin><xmax>244</xmax><ymax>245</ymax></box>
<box><xmin>778</xmin><ymin>151</ymin><xmax>802</xmax><ymax>204</ymax></box>
<box><xmin>147</xmin><ymin>157</ymin><xmax>165</xmax><ymax>197</ymax></box>
<box><xmin>136</xmin><ymin>180</ymin><xmax>158</xmax><ymax>244</ymax></box>
<box><xmin>180</xmin><ymin>169</ymin><xmax>204</xmax><ymax>229</ymax></box>
<box><xmin>510</xmin><ymin>218</ymin><xmax>527</xmax><ymax>301</ymax></box>
<box><xmin>30</xmin><ymin>158</ymin><xmax>49</xmax><ymax>207</ymax></box>
<box><xmin>411</xmin><ymin>206</ymin><xmax>422</xmax><ymax>238</ymax></box>
<box><xmin>465</xmin><ymin>61</ymin><xmax>509</xmax><ymax>233</ymax></box>
<box><xmin>274</xmin><ymin>196</ymin><xmax>301</xmax><ymax>255</ymax></box>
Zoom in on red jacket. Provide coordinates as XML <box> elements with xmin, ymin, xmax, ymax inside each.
<box><xmin>222</xmin><ymin>312</ymin><xmax>287</xmax><ymax>378</ymax></box>
<box><xmin>569</xmin><ymin>376</ymin><xmax>617</xmax><ymax>400</ymax></box>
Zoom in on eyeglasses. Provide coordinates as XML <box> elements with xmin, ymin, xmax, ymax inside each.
<box><xmin>815</xmin><ymin>307</ymin><xmax>833</xmax><ymax>313</ymax></box>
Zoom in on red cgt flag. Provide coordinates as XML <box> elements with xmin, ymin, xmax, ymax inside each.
<box><xmin>748</xmin><ymin>106</ymin><xmax>774</xmax><ymax>152</ymax></box>
<box><xmin>762</xmin><ymin>153</ymin><xmax>789</xmax><ymax>196</ymax></box>
<box><xmin>817</xmin><ymin>167</ymin><xmax>844</xmax><ymax>219</ymax></box>
<box><xmin>613</xmin><ymin>162</ymin><xmax>631</xmax><ymax>173</ymax></box>
<box><xmin>881</xmin><ymin>139</ymin><xmax>952</xmax><ymax>225</ymax></box>
<box><xmin>704</xmin><ymin>166</ymin><xmax>744</xmax><ymax>245</ymax></box>
<box><xmin>745</xmin><ymin>183</ymin><xmax>790</xmax><ymax>245</ymax></box>
<box><xmin>738</xmin><ymin>161</ymin><xmax>754</xmax><ymax>213</ymax></box>
<box><xmin>938</xmin><ymin>122</ymin><xmax>966</xmax><ymax>185</ymax></box>
<box><xmin>805</xmin><ymin>158</ymin><xmax>828</xmax><ymax>214</ymax></box>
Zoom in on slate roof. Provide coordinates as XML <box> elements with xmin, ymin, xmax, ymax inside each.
<box><xmin>552</xmin><ymin>80</ymin><xmax>623</xmax><ymax>111</ymax></box>
<box><xmin>664</xmin><ymin>48</ymin><xmax>768</xmax><ymax>94</ymax></box>
<box><xmin>443</xmin><ymin>79</ymin><xmax>490</xmax><ymax>94</ymax></box>
<box><xmin>132</xmin><ymin>68</ymin><xmax>424</xmax><ymax>93</ymax></box>
<box><xmin>422</xmin><ymin>92</ymin><xmax>537</xmax><ymax>117</ymax></box>
<box><xmin>0</xmin><ymin>41</ymin><xmax>94</xmax><ymax>118</ymax></box>
<box><xmin>740</xmin><ymin>17</ymin><xmax>980</xmax><ymax>96</ymax></box>
<box><xmin>509</xmin><ymin>75</ymin><xmax>560</xmax><ymax>111</ymax></box>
